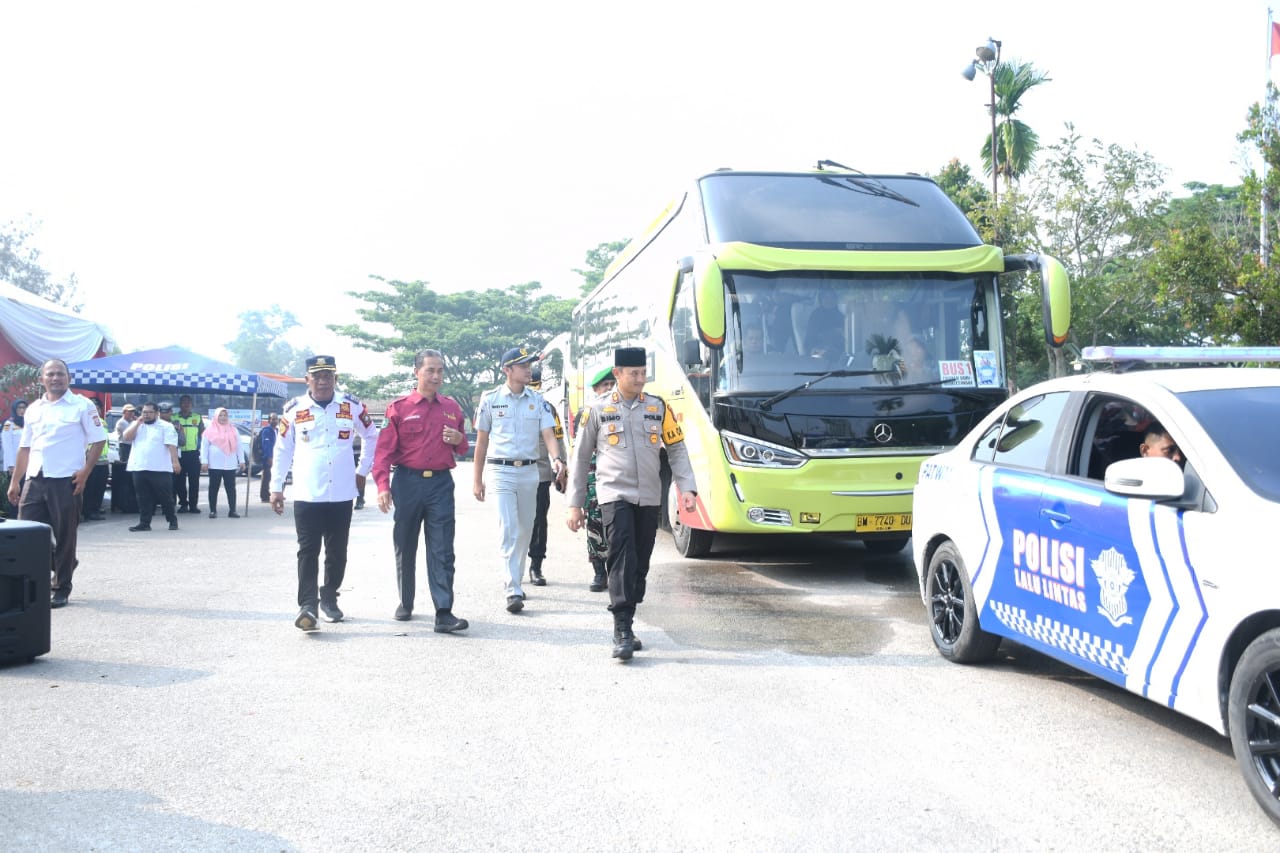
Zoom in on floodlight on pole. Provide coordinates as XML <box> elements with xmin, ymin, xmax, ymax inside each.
<box><xmin>962</xmin><ymin>37</ymin><xmax>1002</xmax><ymax>229</ymax></box>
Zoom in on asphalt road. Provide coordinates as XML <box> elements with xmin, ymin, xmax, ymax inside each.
<box><xmin>1</xmin><ymin>480</ymin><xmax>1276</xmax><ymax>850</ymax></box>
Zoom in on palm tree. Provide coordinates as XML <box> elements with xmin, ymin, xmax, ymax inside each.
<box><xmin>980</xmin><ymin>60</ymin><xmax>1051</xmax><ymax>194</ymax></box>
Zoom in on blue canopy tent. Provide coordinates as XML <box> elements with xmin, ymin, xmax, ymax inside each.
<box><xmin>66</xmin><ymin>346</ymin><xmax>290</xmax><ymax>516</ymax></box>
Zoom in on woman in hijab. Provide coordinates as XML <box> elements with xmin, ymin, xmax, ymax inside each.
<box><xmin>3</xmin><ymin>399</ymin><xmax>27</xmax><ymax>474</ymax></box>
<box><xmin>2</xmin><ymin>399</ymin><xmax>27</xmax><ymax>514</ymax></box>
<box><xmin>199</xmin><ymin>407</ymin><xmax>246</xmax><ymax>518</ymax></box>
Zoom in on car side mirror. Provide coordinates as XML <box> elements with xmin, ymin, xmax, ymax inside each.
<box><xmin>1104</xmin><ymin>457</ymin><xmax>1185</xmax><ymax>501</ymax></box>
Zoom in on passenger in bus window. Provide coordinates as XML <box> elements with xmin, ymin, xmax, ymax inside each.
<box><xmin>805</xmin><ymin>289</ymin><xmax>845</xmax><ymax>358</ymax></box>
<box><xmin>900</xmin><ymin>336</ymin><xmax>936</xmax><ymax>382</ymax></box>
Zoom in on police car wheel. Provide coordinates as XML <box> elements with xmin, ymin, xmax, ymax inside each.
<box><xmin>924</xmin><ymin>541</ymin><xmax>999</xmax><ymax>664</ymax></box>
<box><xmin>1228</xmin><ymin>629</ymin><xmax>1280</xmax><ymax>827</ymax></box>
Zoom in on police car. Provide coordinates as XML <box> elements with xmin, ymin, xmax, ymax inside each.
<box><xmin>911</xmin><ymin>347</ymin><xmax>1280</xmax><ymax>824</ymax></box>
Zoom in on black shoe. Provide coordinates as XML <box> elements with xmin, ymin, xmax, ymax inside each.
<box><xmin>227</xmin><ymin>511</ymin><xmax>240</xmax><ymax>518</ymax></box>
<box><xmin>209</xmin><ymin>511</ymin><xmax>217</xmax><ymax>518</ymax></box>
<box><xmin>50</xmin><ymin>592</ymin><xmax>69</xmax><ymax>609</ymax></box>
<box><xmin>434</xmin><ymin>611</ymin><xmax>469</xmax><ymax>633</ymax></box>
<box><xmin>168</xmin><ymin>521</ymin><xmax>179</xmax><ymax>530</ymax></box>
<box><xmin>295</xmin><ymin>608</ymin><xmax>318</xmax><ymax>632</ymax></box>
<box><xmin>632</xmin><ymin>636</ymin><xmax>643</xmax><ymax>651</ymax></box>
<box><xmin>529</xmin><ymin>566</ymin><xmax>546</xmax><ymax>586</ymax></box>
<box><xmin>320</xmin><ymin>600</ymin><xmax>344</xmax><ymax>622</ymax></box>
<box><xmin>129</xmin><ymin>524</ymin><xmax>151</xmax><ymax>532</ymax></box>
<box><xmin>177</xmin><ymin>505</ymin><xmax>189</xmax><ymax>513</ymax></box>
<box><xmin>354</xmin><ymin>497</ymin><xmax>365</xmax><ymax>510</ymax></box>
<box><xmin>612</xmin><ymin>631</ymin><xmax>635</xmax><ymax>661</ymax></box>
<box><xmin>83</xmin><ymin>512</ymin><xmax>105</xmax><ymax>521</ymax></box>
<box><xmin>189</xmin><ymin>506</ymin><xmax>200</xmax><ymax>514</ymax></box>
<box><xmin>589</xmin><ymin>571</ymin><xmax>607</xmax><ymax>592</ymax></box>
<box><xmin>506</xmin><ymin>595</ymin><xmax>524</xmax><ymax>613</ymax></box>
<box><xmin>394</xmin><ymin>604</ymin><xmax>412</xmax><ymax>621</ymax></box>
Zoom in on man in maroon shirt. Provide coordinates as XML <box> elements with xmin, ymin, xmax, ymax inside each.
<box><xmin>371</xmin><ymin>349</ymin><xmax>470</xmax><ymax>632</ymax></box>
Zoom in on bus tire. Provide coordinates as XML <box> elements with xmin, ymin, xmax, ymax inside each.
<box><xmin>863</xmin><ymin>536</ymin><xmax>910</xmax><ymax>554</ymax></box>
<box><xmin>668</xmin><ymin>482</ymin><xmax>712</xmax><ymax>558</ymax></box>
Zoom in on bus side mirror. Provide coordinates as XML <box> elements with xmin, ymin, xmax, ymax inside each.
<box><xmin>1005</xmin><ymin>253</ymin><xmax>1072</xmax><ymax>348</ymax></box>
<box><xmin>692</xmin><ymin>253</ymin><xmax>726</xmax><ymax>348</ymax></box>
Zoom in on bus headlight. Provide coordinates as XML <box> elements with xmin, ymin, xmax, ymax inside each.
<box><xmin>722</xmin><ymin>432</ymin><xmax>807</xmax><ymax>468</ymax></box>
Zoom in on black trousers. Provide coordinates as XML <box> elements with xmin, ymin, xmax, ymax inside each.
<box><xmin>601</xmin><ymin>501</ymin><xmax>660</xmax><ymax>613</ymax></box>
<box><xmin>83</xmin><ymin>464</ymin><xmax>109</xmax><ymax>514</ymax></box>
<box><xmin>207</xmin><ymin>469</ymin><xmax>237</xmax><ymax>513</ymax></box>
<box><xmin>176</xmin><ymin>449</ymin><xmax>200</xmax><ymax>509</ymax></box>
<box><xmin>111</xmin><ymin>460</ymin><xmax>137</xmax><ymax>512</ymax></box>
<box><xmin>17</xmin><ymin>475</ymin><xmax>81</xmax><ymax>595</ymax></box>
<box><xmin>294</xmin><ymin>500</ymin><xmax>353</xmax><ymax>609</ymax></box>
<box><xmin>392</xmin><ymin>469</ymin><xmax>456</xmax><ymax>613</ymax></box>
<box><xmin>527</xmin><ymin>479</ymin><xmax>552</xmax><ymax>567</ymax></box>
<box><xmin>133</xmin><ymin>470</ymin><xmax>177</xmax><ymax>527</ymax></box>
<box><xmin>259</xmin><ymin>458</ymin><xmax>273</xmax><ymax>502</ymax></box>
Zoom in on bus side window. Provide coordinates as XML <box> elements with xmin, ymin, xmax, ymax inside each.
<box><xmin>673</xmin><ymin>271</ymin><xmax>711</xmax><ymax>409</ymax></box>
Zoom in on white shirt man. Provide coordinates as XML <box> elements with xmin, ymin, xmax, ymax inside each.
<box><xmin>270</xmin><ymin>356</ymin><xmax>379</xmax><ymax>631</ymax></box>
<box><xmin>124</xmin><ymin>402</ymin><xmax>181</xmax><ymax>532</ymax></box>
<box><xmin>6</xmin><ymin>360</ymin><xmax>105</xmax><ymax>607</ymax></box>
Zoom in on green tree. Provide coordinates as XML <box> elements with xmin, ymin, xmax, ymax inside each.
<box><xmin>226</xmin><ymin>306</ymin><xmax>310</xmax><ymax>375</ymax></box>
<box><xmin>984</xmin><ymin>60</ymin><xmax>1051</xmax><ymax>195</ymax></box>
<box><xmin>1002</xmin><ymin>129</ymin><xmax>1172</xmax><ymax>384</ymax></box>
<box><xmin>329</xmin><ymin>279</ymin><xmax>574</xmax><ymax>421</ymax></box>
<box><xmin>932</xmin><ymin>158</ymin><xmax>990</xmax><ymax>229</ymax></box>
<box><xmin>0</xmin><ymin>218</ymin><xmax>81</xmax><ymax>309</ymax></box>
<box><xmin>574</xmin><ymin>240</ymin><xmax>627</xmax><ymax>296</ymax></box>
<box><xmin>1145</xmin><ymin>86</ymin><xmax>1280</xmax><ymax>346</ymax></box>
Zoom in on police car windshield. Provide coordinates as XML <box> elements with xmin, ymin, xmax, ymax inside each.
<box><xmin>1180</xmin><ymin>386</ymin><xmax>1280</xmax><ymax>502</ymax></box>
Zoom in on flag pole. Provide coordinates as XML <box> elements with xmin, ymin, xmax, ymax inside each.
<box><xmin>1265</xmin><ymin>8</ymin><xmax>1274</xmax><ymax>267</ymax></box>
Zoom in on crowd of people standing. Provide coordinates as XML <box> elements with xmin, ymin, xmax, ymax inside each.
<box><xmin>4</xmin><ymin>345</ymin><xmax>699</xmax><ymax>660</ymax></box>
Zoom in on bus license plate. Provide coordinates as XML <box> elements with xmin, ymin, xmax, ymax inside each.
<box><xmin>855</xmin><ymin>513</ymin><xmax>912</xmax><ymax>532</ymax></box>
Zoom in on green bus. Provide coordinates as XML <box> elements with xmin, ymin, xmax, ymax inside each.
<box><xmin>568</xmin><ymin>164</ymin><xmax>1069</xmax><ymax>557</ymax></box>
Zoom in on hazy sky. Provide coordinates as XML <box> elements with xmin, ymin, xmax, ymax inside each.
<box><xmin>0</xmin><ymin>1</ymin><xmax>1273</xmax><ymax>378</ymax></box>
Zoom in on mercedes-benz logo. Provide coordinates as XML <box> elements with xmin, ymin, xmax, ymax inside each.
<box><xmin>873</xmin><ymin>423</ymin><xmax>893</xmax><ymax>443</ymax></box>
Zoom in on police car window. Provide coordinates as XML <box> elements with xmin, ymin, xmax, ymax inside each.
<box><xmin>1076</xmin><ymin>396</ymin><xmax>1152</xmax><ymax>480</ymax></box>
<box><xmin>971</xmin><ymin>391</ymin><xmax>1069</xmax><ymax>471</ymax></box>
<box><xmin>1180</xmin><ymin>385</ymin><xmax>1280</xmax><ymax>503</ymax></box>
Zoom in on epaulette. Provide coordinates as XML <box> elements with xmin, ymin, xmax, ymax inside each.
<box><xmin>342</xmin><ymin>391</ymin><xmax>362</xmax><ymax>405</ymax></box>
<box><xmin>283</xmin><ymin>398</ymin><xmax>300</xmax><ymax>413</ymax></box>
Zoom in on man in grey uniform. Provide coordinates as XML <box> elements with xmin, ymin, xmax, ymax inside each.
<box><xmin>473</xmin><ymin>346</ymin><xmax>566</xmax><ymax>613</ymax></box>
<box><xmin>566</xmin><ymin>347</ymin><xmax>698</xmax><ymax>661</ymax></box>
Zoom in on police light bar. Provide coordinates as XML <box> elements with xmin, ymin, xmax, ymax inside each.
<box><xmin>1081</xmin><ymin>346</ymin><xmax>1280</xmax><ymax>364</ymax></box>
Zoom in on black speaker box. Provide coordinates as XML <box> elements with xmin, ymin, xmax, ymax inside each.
<box><xmin>0</xmin><ymin>519</ymin><xmax>53</xmax><ymax>664</ymax></box>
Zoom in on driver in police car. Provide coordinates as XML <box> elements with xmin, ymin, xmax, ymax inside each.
<box><xmin>1139</xmin><ymin>422</ymin><xmax>1185</xmax><ymax>469</ymax></box>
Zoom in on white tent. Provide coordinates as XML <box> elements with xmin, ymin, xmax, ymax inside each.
<box><xmin>0</xmin><ymin>280</ymin><xmax>114</xmax><ymax>365</ymax></box>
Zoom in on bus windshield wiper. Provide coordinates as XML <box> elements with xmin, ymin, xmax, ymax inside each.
<box><xmin>817</xmin><ymin>175</ymin><xmax>919</xmax><ymax>208</ymax></box>
<box><xmin>760</xmin><ymin>369</ymin><xmax>887</xmax><ymax>410</ymax></box>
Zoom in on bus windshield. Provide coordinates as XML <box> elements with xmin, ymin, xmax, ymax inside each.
<box><xmin>700</xmin><ymin>172</ymin><xmax>983</xmax><ymax>250</ymax></box>
<box><xmin>718</xmin><ymin>272</ymin><xmax>1000</xmax><ymax>394</ymax></box>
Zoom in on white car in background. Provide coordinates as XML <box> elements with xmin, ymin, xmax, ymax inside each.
<box><xmin>911</xmin><ymin>348</ymin><xmax>1280</xmax><ymax>825</ymax></box>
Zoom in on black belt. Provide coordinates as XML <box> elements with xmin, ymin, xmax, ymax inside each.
<box><xmin>395</xmin><ymin>466</ymin><xmax>452</xmax><ymax>478</ymax></box>
<box><xmin>486</xmin><ymin>458</ymin><xmax>537</xmax><ymax>467</ymax></box>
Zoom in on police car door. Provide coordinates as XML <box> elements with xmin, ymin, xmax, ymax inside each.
<box><xmin>969</xmin><ymin>391</ymin><xmax>1073</xmax><ymax>653</ymax></box>
<box><xmin>1028</xmin><ymin>393</ymin><xmax>1157</xmax><ymax>692</ymax></box>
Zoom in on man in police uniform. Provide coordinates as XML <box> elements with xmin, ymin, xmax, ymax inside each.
<box><xmin>566</xmin><ymin>347</ymin><xmax>698</xmax><ymax>661</ymax></box>
<box><xmin>473</xmin><ymin>346</ymin><xmax>565</xmax><ymax>613</ymax></box>
<box><xmin>173</xmin><ymin>394</ymin><xmax>204</xmax><ymax>513</ymax></box>
<box><xmin>6</xmin><ymin>359</ymin><xmax>106</xmax><ymax>608</ymax></box>
<box><xmin>271</xmin><ymin>355</ymin><xmax>379</xmax><ymax>632</ymax></box>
